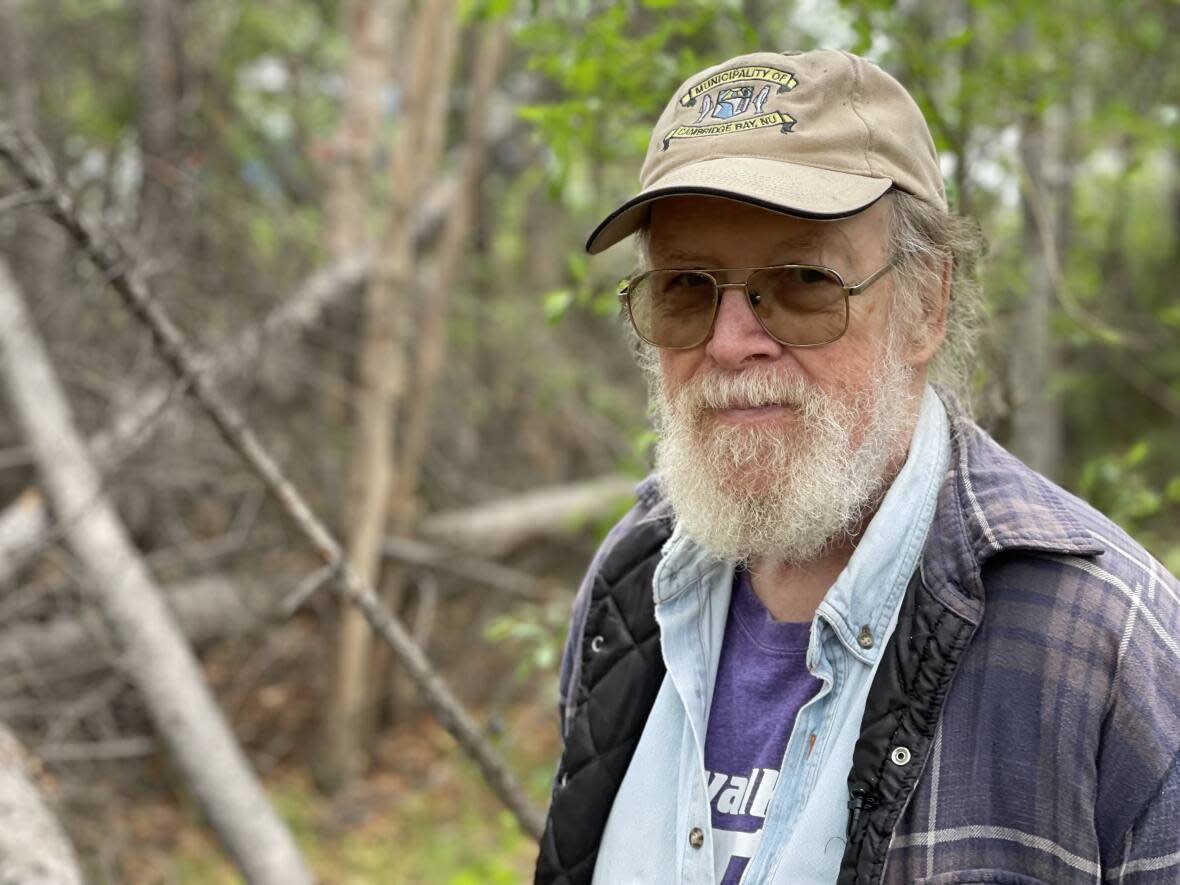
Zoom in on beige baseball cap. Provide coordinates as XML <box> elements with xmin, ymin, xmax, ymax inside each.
<box><xmin>585</xmin><ymin>49</ymin><xmax>946</xmax><ymax>254</ymax></box>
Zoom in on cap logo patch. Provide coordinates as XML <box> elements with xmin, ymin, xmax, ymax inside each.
<box><xmin>678</xmin><ymin>65</ymin><xmax>798</xmax><ymax>107</ymax></box>
<box><xmin>662</xmin><ymin>65</ymin><xmax>798</xmax><ymax>151</ymax></box>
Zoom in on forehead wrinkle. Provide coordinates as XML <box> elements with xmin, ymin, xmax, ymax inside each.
<box><xmin>653</xmin><ymin>232</ymin><xmax>832</xmax><ymax>269</ymax></box>
<box><xmin>653</xmin><ymin>246</ymin><xmax>725</xmax><ymax>267</ymax></box>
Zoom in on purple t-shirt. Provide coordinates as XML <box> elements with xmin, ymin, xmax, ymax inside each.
<box><xmin>704</xmin><ymin>569</ymin><xmax>823</xmax><ymax>884</ymax></box>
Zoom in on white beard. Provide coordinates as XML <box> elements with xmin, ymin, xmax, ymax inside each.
<box><xmin>651</xmin><ymin>345</ymin><xmax>919</xmax><ymax>565</ymax></box>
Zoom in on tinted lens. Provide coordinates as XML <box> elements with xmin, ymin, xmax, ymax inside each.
<box><xmin>747</xmin><ymin>266</ymin><xmax>848</xmax><ymax>345</ymax></box>
<box><xmin>628</xmin><ymin>270</ymin><xmax>718</xmax><ymax>347</ymax></box>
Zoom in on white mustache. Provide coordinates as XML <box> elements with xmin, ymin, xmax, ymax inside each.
<box><xmin>670</xmin><ymin>370</ymin><xmax>813</xmax><ymax>414</ymax></box>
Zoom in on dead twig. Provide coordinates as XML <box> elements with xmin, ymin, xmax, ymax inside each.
<box><xmin>382</xmin><ymin>535</ymin><xmax>551</xmax><ymax>602</ymax></box>
<box><xmin>0</xmin><ymin>124</ymin><xmax>547</xmax><ymax>841</ymax></box>
<box><xmin>36</xmin><ymin>736</ymin><xmax>156</xmax><ymax>763</ymax></box>
<box><xmin>0</xmin><ymin>259</ymin><xmax>314</xmax><ymax>883</ymax></box>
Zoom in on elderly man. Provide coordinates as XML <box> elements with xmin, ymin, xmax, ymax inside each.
<box><xmin>534</xmin><ymin>50</ymin><xmax>1180</xmax><ymax>885</ymax></box>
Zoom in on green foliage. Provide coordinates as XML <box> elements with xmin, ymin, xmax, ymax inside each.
<box><xmin>516</xmin><ymin>0</ymin><xmax>755</xmax><ymax>204</ymax></box>
<box><xmin>164</xmin><ymin>768</ymin><xmax>540</xmax><ymax>883</ymax></box>
<box><xmin>1079</xmin><ymin>442</ymin><xmax>1163</xmax><ymax>527</ymax></box>
<box><xmin>1076</xmin><ymin>437</ymin><xmax>1180</xmax><ymax>571</ymax></box>
<box><xmin>484</xmin><ymin>601</ymin><xmax>571</xmax><ymax>682</ymax></box>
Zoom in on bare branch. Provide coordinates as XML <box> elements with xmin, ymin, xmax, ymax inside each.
<box><xmin>419</xmin><ymin>474</ymin><xmax>637</xmax><ymax>558</ymax></box>
<box><xmin>0</xmin><ymin>255</ymin><xmax>370</xmax><ymax>583</ymax></box>
<box><xmin>0</xmin><ymin>187</ymin><xmax>50</xmax><ymax>213</ymax></box>
<box><xmin>0</xmin><ymin>256</ymin><xmax>314</xmax><ymax>883</ymax></box>
<box><xmin>0</xmin><ymin>124</ymin><xmax>547</xmax><ymax>841</ymax></box>
<box><xmin>0</xmin><ymin>574</ymin><xmax>284</xmax><ymax>672</ymax></box>
<box><xmin>383</xmin><ymin>535</ymin><xmax>551</xmax><ymax>602</ymax></box>
<box><xmin>37</xmin><ymin>737</ymin><xmax>156</xmax><ymax>763</ymax></box>
<box><xmin>0</xmin><ymin>721</ymin><xmax>85</xmax><ymax>884</ymax></box>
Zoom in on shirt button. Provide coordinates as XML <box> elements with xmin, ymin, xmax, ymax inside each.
<box><xmin>689</xmin><ymin>826</ymin><xmax>704</xmax><ymax>849</ymax></box>
<box><xmin>857</xmin><ymin>624</ymin><xmax>874</xmax><ymax>649</ymax></box>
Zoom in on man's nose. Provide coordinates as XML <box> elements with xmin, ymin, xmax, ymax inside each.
<box><xmin>704</xmin><ymin>286</ymin><xmax>785</xmax><ymax>369</ymax></box>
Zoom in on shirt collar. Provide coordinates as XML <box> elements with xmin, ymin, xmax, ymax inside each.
<box><xmin>816</xmin><ymin>386</ymin><xmax>951</xmax><ymax>664</ymax></box>
<box><xmin>919</xmin><ymin>404</ymin><xmax>1104</xmax><ymax>607</ymax></box>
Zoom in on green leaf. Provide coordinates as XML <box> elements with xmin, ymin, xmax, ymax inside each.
<box><xmin>1124</xmin><ymin>441</ymin><xmax>1150</xmax><ymax>468</ymax></box>
<box><xmin>543</xmin><ymin>288</ymin><xmax>575</xmax><ymax>323</ymax></box>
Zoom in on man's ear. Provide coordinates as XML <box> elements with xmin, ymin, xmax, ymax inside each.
<box><xmin>906</xmin><ymin>253</ymin><xmax>952</xmax><ymax>366</ymax></box>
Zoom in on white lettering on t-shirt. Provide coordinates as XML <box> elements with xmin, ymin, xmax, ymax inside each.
<box><xmin>706</xmin><ymin>766</ymin><xmax>783</xmax><ymax>884</ymax></box>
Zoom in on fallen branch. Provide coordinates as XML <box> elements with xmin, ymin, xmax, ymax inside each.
<box><xmin>0</xmin><ymin>722</ymin><xmax>84</xmax><ymax>884</ymax></box>
<box><xmin>0</xmin><ymin>544</ymin><xmax>558</xmax><ymax>676</ymax></box>
<box><xmin>0</xmin><ymin>255</ymin><xmax>370</xmax><ymax>585</ymax></box>
<box><xmin>0</xmin><ymin>124</ymin><xmax>547</xmax><ymax>841</ymax></box>
<box><xmin>382</xmin><ymin>536</ymin><xmax>550</xmax><ymax>602</ymax></box>
<box><xmin>0</xmin><ymin>258</ymin><xmax>313</xmax><ymax>883</ymax></box>
<box><xmin>0</xmin><ymin>107</ymin><xmax>528</xmax><ymax>582</ymax></box>
<box><xmin>419</xmin><ymin>474</ymin><xmax>636</xmax><ymax>558</ymax></box>
<box><xmin>37</xmin><ymin>736</ymin><xmax>156</xmax><ymax>763</ymax></box>
<box><xmin>0</xmin><ymin>487</ymin><xmax>47</xmax><ymax>581</ymax></box>
<box><xmin>0</xmin><ymin>574</ymin><xmax>273</xmax><ymax>673</ymax></box>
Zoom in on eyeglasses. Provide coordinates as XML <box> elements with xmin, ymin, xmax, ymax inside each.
<box><xmin>618</xmin><ymin>260</ymin><xmax>896</xmax><ymax>349</ymax></box>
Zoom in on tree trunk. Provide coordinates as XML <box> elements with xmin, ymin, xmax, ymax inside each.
<box><xmin>380</xmin><ymin>17</ymin><xmax>509</xmax><ymax>722</ymax></box>
<box><xmin>0</xmin><ymin>256</ymin><xmax>369</xmax><ymax>585</ymax></box>
<box><xmin>1009</xmin><ymin>111</ymin><xmax>1064</xmax><ymax>477</ymax></box>
<box><xmin>0</xmin><ymin>259</ymin><xmax>313</xmax><ymax>884</ymax></box>
<box><xmin>394</xmin><ymin>21</ymin><xmax>509</xmax><ymax>530</ymax></box>
<box><xmin>954</xmin><ymin>0</ymin><xmax>975</xmax><ymax>216</ymax></box>
<box><xmin>0</xmin><ymin>574</ymin><xmax>273</xmax><ymax>674</ymax></box>
<box><xmin>318</xmin><ymin>0</ymin><xmax>395</xmax><ymax>791</ymax></box>
<box><xmin>137</xmin><ymin>0</ymin><xmax>181</xmax><ymax>231</ymax></box>
<box><xmin>0</xmin><ymin>722</ymin><xmax>84</xmax><ymax>885</ymax></box>
<box><xmin>327</xmin><ymin>0</ymin><xmax>390</xmax><ymax>258</ymax></box>
<box><xmin>0</xmin><ymin>0</ymin><xmax>35</xmax><ymax>131</ymax></box>
<box><xmin>322</xmin><ymin>0</ymin><xmax>459</xmax><ymax>788</ymax></box>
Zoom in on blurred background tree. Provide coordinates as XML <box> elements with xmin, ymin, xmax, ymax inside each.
<box><xmin>0</xmin><ymin>0</ymin><xmax>1175</xmax><ymax>880</ymax></box>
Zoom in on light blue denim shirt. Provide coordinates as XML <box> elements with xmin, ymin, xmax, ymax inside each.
<box><xmin>593</xmin><ymin>386</ymin><xmax>951</xmax><ymax>884</ymax></box>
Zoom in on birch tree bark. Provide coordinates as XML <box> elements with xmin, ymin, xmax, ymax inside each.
<box><xmin>327</xmin><ymin>0</ymin><xmax>391</xmax><ymax>259</ymax></box>
<box><xmin>0</xmin><ymin>0</ymin><xmax>35</xmax><ymax>131</ymax></box>
<box><xmin>380</xmin><ymin>16</ymin><xmax>509</xmax><ymax>722</ymax></box>
<box><xmin>0</xmin><ymin>123</ymin><xmax>546</xmax><ymax>842</ymax></box>
<box><xmin>0</xmin><ymin>722</ymin><xmax>84</xmax><ymax>885</ymax></box>
<box><xmin>0</xmin><ymin>255</ymin><xmax>369</xmax><ymax>586</ymax></box>
<box><xmin>318</xmin><ymin>0</ymin><xmax>395</xmax><ymax>790</ymax></box>
<box><xmin>0</xmin><ymin>259</ymin><xmax>313</xmax><ymax>884</ymax></box>
<box><xmin>1010</xmin><ymin>110</ymin><xmax>1064</xmax><ymax>477</ymax></box>
<box><xmin>395</xmin><ymin>20</ymin><xmax>509</xmax><ymax>531</ymax></box>
<box><xmin>137</xmin><ymin>0</ymin><xmax>181</xmax><ymax>231</ymax></box>
<box><xmin>323</xmin><ymin>0</ymin><xmax>460</xmax><ymax>787</ymax></box>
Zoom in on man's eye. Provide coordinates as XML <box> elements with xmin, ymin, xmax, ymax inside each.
<box><xmin>797</xmin><ymin>267</ymin><xmax>831</xmax><ymax>284</ymax></box>
<box><xmin>673</xmin><ymin>272</ymin><xmax>713</xmax><ymax>288</ymax></box>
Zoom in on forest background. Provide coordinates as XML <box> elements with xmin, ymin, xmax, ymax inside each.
<box><xmin>0</xmin><ymin>0</ymin><xmax>1176</xmax><ymax>881</ymax></box>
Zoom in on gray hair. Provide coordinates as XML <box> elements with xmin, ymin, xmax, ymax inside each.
<box><xmin>627</xmin><ymin>191</ymin><xmax>987</xmax><ymax>403</ymax></box>
<box><xmin>884</xmin><ymin>190</ymin><xmax>986</xmax><ymax>404</ymax></box>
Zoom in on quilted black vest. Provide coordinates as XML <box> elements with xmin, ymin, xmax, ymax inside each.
<box><xmin>534</xmin><ymin>518</ymin><xmax>976</xmax><ymax>885</ymax></box>
<box><xmin>534</xmin><ymin>516</ymin><xmax>672</xmax><ymax>882</ymax></box>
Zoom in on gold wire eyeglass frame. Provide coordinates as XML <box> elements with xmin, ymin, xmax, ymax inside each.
<box><xmin>617</xmin><ymin>259</ymin><xmax>897</xmax><ymax>349</ymax></box>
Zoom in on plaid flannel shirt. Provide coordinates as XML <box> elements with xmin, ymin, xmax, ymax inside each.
<box><xmin>554</xmin><ymin>408</ymin><xmax>1180</xmax><ymax>883</ymax></box>
<box><xmin>882</xmin><ymin>414</ymin><xmax>1180</xmax><ymax>883</ymax></box>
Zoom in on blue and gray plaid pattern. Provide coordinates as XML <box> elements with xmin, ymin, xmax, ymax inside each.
<box><xmin>555</xmin><ymin>407</ymin><xmax>1180</xmax><ymax>883</ymax></box>
<box><xmin>884</xmin><ymin>415</ymin><xmax>1180</xmax><ymax>883</ymax></box>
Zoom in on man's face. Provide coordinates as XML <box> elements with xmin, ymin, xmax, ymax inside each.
<box><xmin>645</xmin><ymin>195</ymin><xmax>936</xmax><ymax>564</ymax></box>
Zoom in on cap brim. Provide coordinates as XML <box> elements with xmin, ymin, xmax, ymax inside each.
<box><xmin>585</xmin><ymin>158</ymin><xmax>893</xmax><ymax>255</ymax></box>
